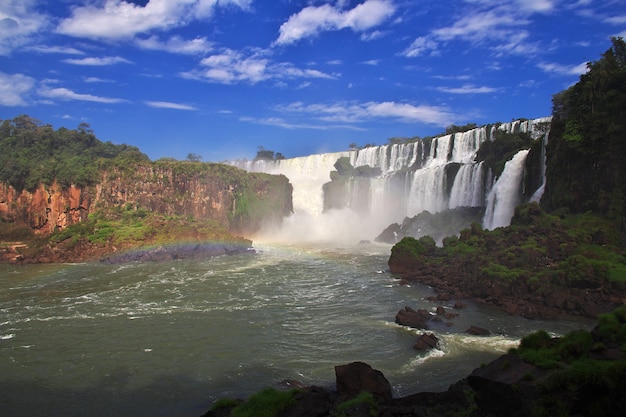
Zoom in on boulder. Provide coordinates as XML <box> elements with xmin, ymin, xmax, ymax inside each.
<box><xmin>395</xmin><ymin>306</ymin><xmax>431</xmax><ymax>329</ymax></box>
<box><xmin>466</xmin><ymin>325</ymin><xmax>490</xmax><ymax>336</ymax></box>
<box><xmin>334</xmin><ymin>362</ymin><xmax>392</xmax><ymax>403</ymax></box>
<box><xmin>468</xmin><ymin>353</ymin><xmax>542</xmax><ymax>417</ymax></box>
<box><xmin>414</xmin><ymin>332</ymin><xmax>439</xmax><ymax>351</ymax></box>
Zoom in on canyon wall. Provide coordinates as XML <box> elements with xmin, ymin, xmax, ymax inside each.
<box><xmin>0</xmin><ymin>163</ymin><xmax>293</xmax><ymax>236</ymax></box>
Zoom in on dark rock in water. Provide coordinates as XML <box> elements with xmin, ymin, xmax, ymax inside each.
<box><xmin>334</xmin><ymin>361</ymin><xmax>392</xmax><ymax>403</ymax></box>
<box><xmin>395</xmin><ymin>306</ymin><xmax>431</xmax><ymax>329</ymax></box>
<box><xmin>414</xmin><ymin>332</ymin><xmax>439</xmax><ymax>351</ymax></box>
<box><xmin>466</xmin><ymin>325</ymin><xmax>490</xmax><ymax>336</ymax></box>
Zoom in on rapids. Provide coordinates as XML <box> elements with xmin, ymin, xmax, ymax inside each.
<box><xmin>0</xmin><ymin>242</ymin><xmax>591</xmax><ymax>417</ymax></box>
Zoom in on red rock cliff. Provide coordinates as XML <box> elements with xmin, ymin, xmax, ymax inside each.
<box><xmin>0</xmin><ymin>164</ymin><xmax>292</xmax><ymax>236</ymax></box>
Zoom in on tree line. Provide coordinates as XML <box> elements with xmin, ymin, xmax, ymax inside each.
<box><xmin>0</xmin><ymin>115</ymin><xmax>149</xmax><ymax>192</ymax></box>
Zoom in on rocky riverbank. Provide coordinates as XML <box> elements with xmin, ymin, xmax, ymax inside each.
<box><xmin>387</xmin><ymin>203</ymin><xmax>626</xmax><ymax>320</ymax></box>
<box><xmin>203</xmin><ymin>307</ymin><xmax>626</xmax><ymax>417</ymax></box>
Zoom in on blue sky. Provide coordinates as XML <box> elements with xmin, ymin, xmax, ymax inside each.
<box><xmin>1</xmin><ymin>0</ymin><xmax>624</xmax><ymax>162</ymax></box>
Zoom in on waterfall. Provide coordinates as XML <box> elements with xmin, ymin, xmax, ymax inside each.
<box><xmin>483</xmin><ymin>150</ymin><xmax>530</xmax><ymax>230</ymax></box>
<box><xmin>230</xmin><ymin>117</ymin><xmax>551</xmax><ymax>242</ymax></box>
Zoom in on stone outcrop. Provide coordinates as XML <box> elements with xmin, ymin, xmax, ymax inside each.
<box><xmin>413</xmin><ymin>332</ymin><xmax>439</xmax><ymax>351</ymax></box>
<box><xmin>334</xmin><ymin>361</ymin><xmax>392</xmax><ymax>403</ymax></box>
<box><xmin>395</xmin><ymin>306</ymin><xmax>431</xmax><ymax>329</ymax></box>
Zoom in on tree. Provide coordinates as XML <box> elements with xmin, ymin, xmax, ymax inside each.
<box><xmin>186</xmin><ymin>153</ymin><xmax>202</xmax><ymax>162</ymax></box>
<box><xmin>254</xmin><ymin>146</ymin><xmax>276</xmax><ymax>161</ymax></box>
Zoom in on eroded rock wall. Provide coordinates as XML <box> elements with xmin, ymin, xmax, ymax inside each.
<box><xmin>0</xmin><ymin>165</ymin><xmax>292</xmax><ymax>236</ymax></box>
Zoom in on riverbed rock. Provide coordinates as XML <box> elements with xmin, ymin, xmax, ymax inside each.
<box><xmin>334</xmin><ymin>361</ymin><xmax>392</xmax><ymax>403</ymax></box>
<box><xmin>414</xmin><ymin>332</ymin><xmax>439</xmax><ymax>351</ymax></box>
<box><xmin>466</xmin><ymin>325</ymin><xmax>490</xmax><ymax>336</ymax></box>
<box><xmin>395</xmin><ymin>306</ymin><xmax>431</xmax><ymax>329</ymax></box>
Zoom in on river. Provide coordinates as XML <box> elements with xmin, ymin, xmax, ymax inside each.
<box><xmin>0</xmin><ymin>241</ymin><xmax>591</xmax><ymax>417</ymax></box>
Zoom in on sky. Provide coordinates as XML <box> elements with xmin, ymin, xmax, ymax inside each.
<box><xmin>1</xmin><ymin>0</ymin><xmax>625</xmax><ymax>162</ymax></box>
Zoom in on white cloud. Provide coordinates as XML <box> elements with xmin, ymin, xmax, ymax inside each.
<box><xmin>402</xmin><ymin>36</ymin><xmax>439</xmax><ymax>57</ymax></box>
<box><xmin>436</xmin><ymin>84</ymin><xmax>500</xmax><ymax>94</ymax></box>
<box><xmin>537</xmin><ymin>61</ymin><xmax>589</xmax><ymax>76</ymax></box>
<box><xmin>63</xmin><ymin>56</ymin><xmax>132</xmax><ymax>66</ymax></box>
<box><xmin>135</xmin><ymin>35</ymin><xmax>213</xmax><ymax>55</ymax></box>
<box><xmin>145</xmin><ymin>101</ymin><xmax>197</xmax><ymax>110</ymax></box>
<box><xmin>57</xmin><ymin>0</ymin><xmax>252</xmax><ymax>40</ymax></box>
<box><xmin>182</xmin><ymin>49</ymin><xmax>335</xmax><ymax>84</ymax></box>
<box><xmin>0</xmin><ymin>0</ymin><xmax>50</xmax><ymax>55</ymax></box>
<box><xmin>605</xmin><ymin>14</ymin><xmax>626</xmax><ymax>24</ymax></box>
<box><xmin>25</xmin><ymin>45</ymin><xmax>85</xmax><ymax>55</ymax></box>
<box><xmin>0</xmin><ymin>72</ymin><xmax>35</xmax><ymax>106</ymax></box>
<box><xmin>39</xmin><ymin>86</ymin><xmax>128</xmax><ymax>103</ymax></box>
<box><xmin>84</xmin><ymin>77</ymin><xmax>114</xmax><ymax>83</ymax></box>
<box><xmin>401</xmin><ymin>1</ymin><xmax>552</xmax><ymax>58</ymax></box>
<box><xmin>275</xmin><ymin>0</ymin><xmax>395</xmax><ymax>45</ymax></box>
<box><xmin>279</xmin><ymin>100</ymin><xmax>455</xmax><ymax>126</ymax></box>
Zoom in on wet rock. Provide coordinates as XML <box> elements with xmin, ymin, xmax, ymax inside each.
<box><xmin>395</xmin><ymin>306</ymin><xmax>431</xmax><ymax>329</ymax></box>
<box><xmin>334</xmin><ymin>361</ymin><xmax>392</xmax><ymax>403</ymax></box>
<box><xmin>466</xmin><ymin>325</ymin><xmax>490</xmax><ymax>336</ymax></box>
<box><xmin>414</xmin><ymin>332</ymin><xmax>439</xmax><ymax>351</ymax></box>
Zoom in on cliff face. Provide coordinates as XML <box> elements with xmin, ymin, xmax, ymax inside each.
<box><xmin>0</xmin><ymin>163</ymin><xmax>293</xmax><ymax>237</ymax></box>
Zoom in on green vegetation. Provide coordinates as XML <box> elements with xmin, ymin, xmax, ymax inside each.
<box><xmin>226</xmin><ymin>388</ymin><xmax>299</xmax><ymax>417</ymax></box>
<box><xmin>475</xmin><ymin>130</ymin><xmax>534</xmax><ymax>177</ymax></box>
<box><xmin>254</xmin><ymin>146</ymin><xmax>285</xmax><ymax>161</ymax></box>
<box><xmin>507</xmin><ymin>307</ymin><xmax>626</xmax><ymax>416</ymax></box>
<box><xmin>333</xmin><ymin>391</ymin><xmax>379</xmax><ymax>417</ymax></box>
<box><xmin>48</xmin><ymin>207</ymin><xmax>240</xmax><ymax>249</ymax></box>
<box><xmin>543</xmin><ymin>37</ymin><xmax>626</xmax><ymax>225</ymax></box>
<box><xmin>0</xmin><ymin>222</ymin><xmax>35</xmax><ymax>241</ymax></box>
<box><xmin>0</xmin><ymin>115</ymin><xmax>149</xmax><ymax>192</ymax></box>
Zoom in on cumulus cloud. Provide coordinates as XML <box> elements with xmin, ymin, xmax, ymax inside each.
<box><xmin>275</xmin><ymin>0</ymin><xmax>395</xmax><ymax>45</ymax></box>
<box><xmin>0</xmin><ymin>0</ymin><xmax>50</xmax><ymax>55</ymax></box>
<box><xmin>0</xmin><ymin>72</ymin><xmax>35</xmax><ymax>106</ymax></box>
<box><xmin>279</xmin><ymin>100</ymin><xmax>454</xmax><ymax>126</ymax></box>
<box><xmin>39</xmin><ymin>86</ymin><xmax>128</xmax><ymax>103</ymax></box>
<box><xmin>63</xmin><ymin>56</ymin><xmax>132</xmax><ymax>66</ymax></box>
<box><xmin>57</xmin><ymin>0</ymin><xmax>252</xmax><ymax>40</ymax></box>
<box><xmin>145</xmin><ymin>101</ymin><xmax>197</xmax><ymax>110</ymax></box>
<box><xmin>181</xmin><ymin>49</ymin><xmax>336</xmax><ymax>84</ymax></box>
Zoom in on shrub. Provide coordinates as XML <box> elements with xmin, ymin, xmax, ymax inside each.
<box><xmin>229</xmin><ymin>388</ymin><xmax>299</xmax><ymax>417</ymax></box>
<box><xmin>334</xmin><ymin>391</ymin><xmax>378</xmax><ymax>417</ymax></box>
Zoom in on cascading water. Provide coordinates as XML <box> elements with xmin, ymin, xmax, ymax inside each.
<box><xmin>482</xmin><ymin>150</ymin><xmax>530</xmax><ymax>230</ymax></box>
<box><xmin>231</xmin><ymin>117</ymin><xmax>551</xmax><ymax>242</ymax></box>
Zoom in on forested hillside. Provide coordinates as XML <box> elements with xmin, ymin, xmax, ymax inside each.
<box><xmin>0</xmin><ymin>115</ymin><xmax>149</xmax><ymax>192</ymax></box>
<box><xmin>543</xmin><ymin>37</ymin><xmax>626</xmax><ymax>234</ymax></box>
